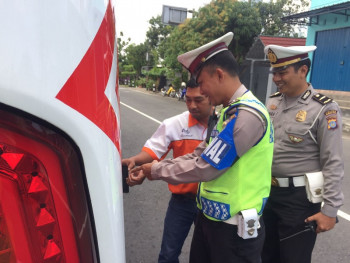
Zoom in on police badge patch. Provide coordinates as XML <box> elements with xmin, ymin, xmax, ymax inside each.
<box><xmin>301</xmin><ymin>90</ymin><xmax>311</xmax><ymax>100</ymax></box>
<box><xmin>288</xmin><ymin>135</ymin><xmax>303</xmax><ymax>143</ymax></box>
<box><xmin>324</xmin><ymin>110</ymin><xmax>337</xmax><ymax>116</ymax></box>
<box><xmin>267</xmin><ymin>48</ymin><xmax>278</xmax><ymax>63</ymax></box>
<box><xmin>327</xmin><ymin>117</ymin><xmax>337</xmax><ymax>129</ymax></box>
<box><xmin>296</xmin><ymin>110</ymin><xmax>307</xmax><ymax>122</ymax></box>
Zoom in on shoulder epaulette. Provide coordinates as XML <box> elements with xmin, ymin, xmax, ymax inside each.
<box><xmin>312</xmin><ymin>93</ymin><xmax>333</xmax><ymax>105</ymax></box>
<box><xmin>269</xmin><ymin>92</ymin><xmax>282</xmax><ymax>98</ymax></box>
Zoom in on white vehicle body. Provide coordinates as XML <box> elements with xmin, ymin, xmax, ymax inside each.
<box><xmin>0</xmin><ymin>0</ymin><xmax>125</xmax><ymax>262</ymax></box>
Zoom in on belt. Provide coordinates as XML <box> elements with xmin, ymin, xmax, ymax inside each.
<box><xmin>200</xmin><ymin>212</ymin><xmax>260</xmax><ymax>228</ymax></box>
<box><xmin>224</xmin><ymin>214</ymin><xmax>239</xmax><ymax>225</ymax></box>
<box><xmin>223</xmin><ymin>214</ymin><xmax>261</xmax><ymax>229</ymax></box>
<box><xmin>172</xmin><ymin>193</ymin><xmax>196</xmax><ymax>200</ymax></box>
<box><xmin>272</xmin><ymin>176</ymin><xmax>305</xmax><ymax>187</ymax></box>
<box><xmin>199</xmin><ymin>211</ymin><xmax>240</xmax><ymax>225</ymax></box>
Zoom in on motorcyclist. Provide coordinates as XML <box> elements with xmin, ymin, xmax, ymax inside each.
<box><xmin>180</xmin><ymin>82</ymin><xmax>187</xmax><ymax>100</ymax></box>
<box><xmin>166</xmin><ymin>83</ymin><xmax>175</xmax><ymax>96</ymax></box>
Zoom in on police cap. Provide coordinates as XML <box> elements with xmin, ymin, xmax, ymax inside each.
<box><xmin>177</xmin><ymin>32</ymin><xmax>234</xmax><ymax>79</ymax></box>
<box><xmin>264</xmin><ymin>44</ymin><xmax>316</xmax><ymax>72</ymax></box>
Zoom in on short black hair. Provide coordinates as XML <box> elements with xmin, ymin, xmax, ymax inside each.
<box><xmin>186</xmin><ymin>78</ymin><xmax>199</xmax><ymax>88</ymax></box>
<box><xmin>201</xmin><ymin>50</ymin><xmax>239</xmax><ymax>78</ymax></box>
<box><xmin>291</xmin><ymin>58</ymin><xmax>311</xmax><ymax>76</ymax></box>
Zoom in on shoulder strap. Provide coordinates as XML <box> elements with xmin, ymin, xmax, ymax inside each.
<box><xmin>206</xmin><ymin>109</ymin><xmax>218</xmax><ymax>144</ymax></box>
<box><xmin>312</xmin><ymin>93</ymin><xmax>333</xmax><ymax>105</ymax></box>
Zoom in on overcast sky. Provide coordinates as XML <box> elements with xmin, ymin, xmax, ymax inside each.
<box><xmin>115</xmin><ymin>0</ymin><xmax>211</xmax><ymax>45</ymax></box>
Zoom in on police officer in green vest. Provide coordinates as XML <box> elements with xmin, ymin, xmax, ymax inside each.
<box><xmin>261</xmin><ymin>45</ymin><xmax>344</xmax><ymax>263</ymax></box>
<box><xmin>129</xmin><ymin>32</ymin><xmax>274</xmax><ymax>263</ymax></box>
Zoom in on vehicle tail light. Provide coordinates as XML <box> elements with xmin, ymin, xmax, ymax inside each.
<box><xmin>0</xmin><ymin>105</ymin><xmax>98</xmax><ymax>263</ymax></box>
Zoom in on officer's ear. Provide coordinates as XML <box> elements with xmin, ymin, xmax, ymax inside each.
<box><xmin>299</xmin><ymin>65</ymin><xmax>309</xmax><ymax>78</ymax></box>
<box><xmin>216</xmin><ymin>68</ymin><xmax>225</xmax><ymax>82</ymax></box>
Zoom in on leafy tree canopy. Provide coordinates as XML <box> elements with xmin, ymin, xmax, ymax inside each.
<box><xmin>124</xmin><ymin>43</ymin><xmax>154</xmax><ymax>77</ymax></box>
<box><xmin>146</xmin><ymin>16</ymin><xmax>174</xmax><ymax>49</ymax></box>
<box><xmin>120</xmin><ymin>0</ymin><xmax>309</xmax><ymax>81</ymax></box>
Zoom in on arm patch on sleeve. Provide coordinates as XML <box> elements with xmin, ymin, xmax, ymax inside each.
<box><xmin>201</xmin><ymin>114</ymin><xmax>238</xmax><ymax>170</ymax></box>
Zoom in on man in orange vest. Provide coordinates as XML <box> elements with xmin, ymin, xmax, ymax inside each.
<box><xmin>122</xmin><ymin>79</ymin><xmax>212</xmax><ymax>263</ymax></box>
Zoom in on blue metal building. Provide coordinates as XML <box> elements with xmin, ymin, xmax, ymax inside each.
<box><xmin>283</xmin><ymin>0</ymin><xmax>350</xmax><ymax>92</ymax></box>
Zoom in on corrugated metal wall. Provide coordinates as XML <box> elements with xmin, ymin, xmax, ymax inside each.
<box><xmin>311</xmin><ymin>27</ymin><xmax>350</xmax><ymax>92</ymax></box>
<box><xmin>240</xmin><ymin>60</ymin><xmax>272</xmax><ymax>104</ymax></box>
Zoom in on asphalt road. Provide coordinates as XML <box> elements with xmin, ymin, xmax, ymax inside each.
<box><xmin>120</xmin><ymin>86</ymin><xmax>350</xmax><ymax>263</ymax></box>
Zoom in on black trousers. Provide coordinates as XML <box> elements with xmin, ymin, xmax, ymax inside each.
<box><xmin>261</xmin><ymin>186</ymin><xmax>321</xmax><ymax>263</ymax></box>
<box><xmin>190</xmin><ymin>212</ymin><xmax>265</xmax><ymax>263</ymax></box>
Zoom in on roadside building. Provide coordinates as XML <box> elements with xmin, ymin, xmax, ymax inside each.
<box><xmin>240</xmin><ymin>36</ymin><xmax>306</xmax><ymax>104</ymax></box>
<box><xmin>282</xmin><ymin>0</ymin><xmax>350</xmax><ymax>130</ymax></box>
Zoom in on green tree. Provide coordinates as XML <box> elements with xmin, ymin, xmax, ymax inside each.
<box><xmin>146</xmin><ymin>15</ymin><xmax>173</xmax><ymax>50</ymax></box>
<box><xmin>122</xmin><ymin>0</ymin><xmax>310</xmax><ymax>83</ymax></box>
<box><xmin>162</xmin><ymin>0</ymin><xmax>308</xmax><ymax>70</ymax></box>
<box><xmin>143</xmin><ymin>16</ymin><xmax>177</xmax><ymax>85</ymax></box>
<box><xmin>120</xmin><ymin>64</ymin><xmax>137</xmax><ymax>86</ymax></box>
<box><xmin>117</xmin><ymin>31</ymin><xmax>131</xmax><ymax>77</ymax></box>
<box><xmin>162</xmin><ymin>0</ymin><xmax>261</xmax><ymax>71</ymax></box>
<box><xmin>124</xmin><ymin>43</ymin><xmax>150</xmax><ymax>77</ymax></box>
<box><xmin>256</xmin><ymin>0</ymin><xmax>309</xmax><ymax>37</ymax></box>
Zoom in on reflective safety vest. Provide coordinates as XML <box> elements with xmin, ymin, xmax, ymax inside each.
<box><xmin>199</xmin><ymin>91</ymin><xmax>274</xmax><ymax>221</ymax></box>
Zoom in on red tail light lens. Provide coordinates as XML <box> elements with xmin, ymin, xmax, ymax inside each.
<box><xmin>0</xmin><ymin>105</ymin><xmax>98</xmax><ymax>263</ymax></box>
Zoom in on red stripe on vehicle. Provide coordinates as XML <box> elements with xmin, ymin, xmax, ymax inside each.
<box><xmin>56</xmin><ymin>1</ymin><xmax>120</xmax><ymax>153</ymax></box>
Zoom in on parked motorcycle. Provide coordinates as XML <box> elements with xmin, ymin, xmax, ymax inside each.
<box><xmin>177</xmin><ymin>88</ymin><xmax>186</xmax><ymax>101</ymax></box>
<box><xmin>162</xmin><ymin>85</ymin><xmax>176</xmax><ymax>97</ymax></box>
<box><xmin>175</xmin><ymin>90</ymin><xmax>181</xmax><ymax>100</ymax></box>
<box><xmin>169</xmin><ymin>90</ymin><xmax>176</xmax><ymax>98</ymax></box>
<box><xmin>161</xmin><ymin>88</ymin><xmax>166</xmax><ymax>96</ymax></box>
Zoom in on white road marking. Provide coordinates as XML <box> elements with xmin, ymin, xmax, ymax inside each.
<box><xmin>120</xmin><ymin>87</ymin><xmax>153</xmax><ymax>96</ymax></box>
<box><xmin>120</xmin><ymin>102</ymin><xmax>162</xmax><ymax>124</ymax></box>
<box><xmin>338</xmin><ymin>210</ymin><xmax>350</xmax><ymax>221</ymax></box>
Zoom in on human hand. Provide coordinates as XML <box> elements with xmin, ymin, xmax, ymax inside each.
<box><xmin>122</xmin><ymin>158</ymin><xmax>136</xmax><ymax>170</ymax></box>
<box><xmin>129</xmin><ymin>160</ymin><xmax>158</xmax><ymax>181</ymax></box>
<box><xmin>305</xmin><ymin>212</ymin><xmax>337</xmax><ymax>233</ymax></box>
<box><xmin>127</xmin><ymin>169</ymin><xmax>146</xmax><ymax>186</ymax></box>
